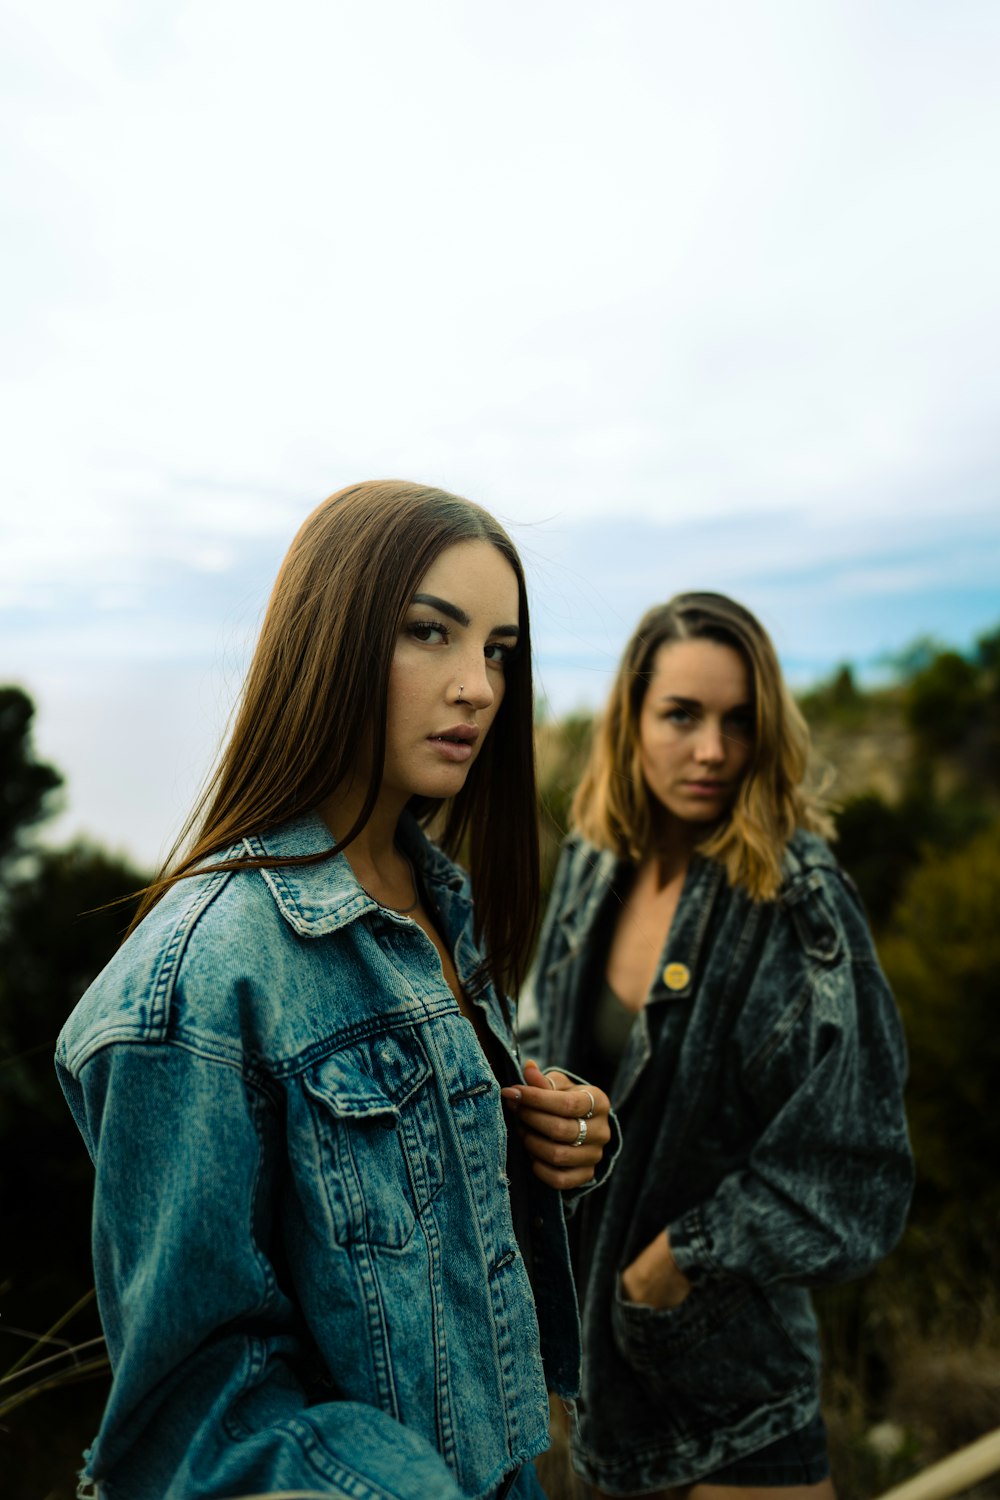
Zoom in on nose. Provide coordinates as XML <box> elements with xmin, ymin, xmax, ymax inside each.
<box><xmin>453</xmin><ymin>653</ymin><xmax>496</xmax><ymax>711</ymax></box>
<box><xmin>694</xmin><ymin>717</ymin><xmax>726</xmax><ymax>765</ymax></box>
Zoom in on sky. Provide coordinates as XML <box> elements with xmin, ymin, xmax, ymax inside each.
<box><xmin>2</xmin><ymin>0</ymin><xmax>999</xmax><ymax>870</ymax></box>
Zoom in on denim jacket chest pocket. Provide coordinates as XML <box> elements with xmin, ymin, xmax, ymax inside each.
<box><xmin>301</xmin><ymin>1031</ymin><xmax>444</xmax><ymax>1249</ymax></box>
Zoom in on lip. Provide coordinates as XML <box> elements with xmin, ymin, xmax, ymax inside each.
<box><xmin>681</xmin><ymin>780</ymin><xmax>729</xmax><ymax>797</ymax></box>
<box><xmin>427</xmin><ymin>723</ymin><xmax>480</xmax><ymax>764</ymax></box>
<box><xmin>430</xmin><ymin>724</ymin><xmax>480</xmax><ymax>745</ymax></box>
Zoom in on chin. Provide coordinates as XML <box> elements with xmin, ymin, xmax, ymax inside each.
<box><xmin>669</xmin><ymin>801</ymin><xmax>730</xmax><ymax>827</ymax></box>
<box><xmin>412</xmin><ymin>768</ymin><xmax>475</xmax><ymax>801</ymax></box>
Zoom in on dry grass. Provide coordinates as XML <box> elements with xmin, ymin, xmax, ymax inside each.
<box><xmin>890</xmin><ymin>1343</ymin><xmax>1000</xmax><ymax>1467</ymax></box>
<box><xmin>810</xmin><ymin>705</ymin><xmax>912</xmax><ymax>806</ymax></box>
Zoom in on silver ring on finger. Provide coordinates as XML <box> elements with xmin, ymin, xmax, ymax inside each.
<box><xmin>582</xmin><ymin>1089</ymin><xmax>595</xmax><ymax>1120</ymax></box>
<box><xmin>572</xmin><ymin>1117</ymin><xmax>588</xmax><ymax>1147</ymax></box>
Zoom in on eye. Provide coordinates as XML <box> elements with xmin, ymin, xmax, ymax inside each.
<box><xmin>664</xmin><ymin>706</ymin><xmax>695</xmax><ymax>726</ymax></box>
<box><xmin>405</xmin><ymin>619</ymin><xmax>449</xmax><ymax>646</ymax></box>
<box><xmin>485</xmin><ymin>638</ymin><xmax>518</xmax><ymax>667</ymax></box>
<box><xmin>724</xmin><ymin>709</ymin><xmax>755</xmax><ymax>744</ymax></box>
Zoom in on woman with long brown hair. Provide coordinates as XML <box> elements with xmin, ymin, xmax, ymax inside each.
<box><xmin>56</xmin><ymin>481</ymin><xmax>611</xmax><ymax>1500</ymax></box>
<box><xmin>527</xmin><ymin>592</ymin><xmax>912</xmax><ymax>1498</ymax></box>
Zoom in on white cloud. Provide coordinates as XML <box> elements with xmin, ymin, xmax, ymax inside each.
<box><xmin>3</xmin><ymin>0</ymin><xmax>1000</xmax><ymax>857</ymax></box>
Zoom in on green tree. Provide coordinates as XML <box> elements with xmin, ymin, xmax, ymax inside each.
<box><xmin>834</xmin><ymin>775</ymin><xmax>991</xmax><ymax>932</ymax></box>
<box><xmin>975</xmin><ymin>624</ymin><xmax>1000</xmax><ymax>676</ymax></box>
<box><xmin>0</xmin><ymin>842</ymin><xmax>143</xmax><ymax>1132</ymax></box>
<box><xmin>0</xmin><ymin>687</ymin><xmax>62</xmax><ymax>870</ymax></box>
<box><xmin>905</xmin><ymin>650</ymin><xmax>981</xmax><ymax>753</ymax></box>
<box><xmin>798</xmin><ymin>663</ymin><xmax>866</xmax><ymax>728</ymax></box>
<box><xmin>0</xmin><ymin>687</ymin><xmax>146</xmax><ymax>1494</ymax></box>
<box><xmin>879</xmin><ymin>819</ymin><xmax>1000</xmax><ymax>1271</ymax></box>
<box><xmin>882</xmin><ymin>635</ymin><xmax>946</xmax><ymax>680</ymax></box>
<box><xmin>833</xmin><ymin>793</ymin><xmax>920</xmax><ymax>928</ymax></box>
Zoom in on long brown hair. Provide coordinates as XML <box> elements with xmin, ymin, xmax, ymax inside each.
<box><xmin>572</xmin><ymin>591</ymin><xmax>833</xmax><ymax>900</ymax></box>
<box><xmin>131</xmin><ymin>480</ymin><xmax>540</xmax><ymax>995</ymax></box>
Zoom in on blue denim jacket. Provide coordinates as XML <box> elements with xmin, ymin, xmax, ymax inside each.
<box><xmin>56</xmin><ymin>813</ymin><xmax>582</xmax><ymax>1500</ymax></box>
<box><xmin>526</xmin><ymin>830</ymin><xmax>913</xmax><ymax>1492</ymax></box>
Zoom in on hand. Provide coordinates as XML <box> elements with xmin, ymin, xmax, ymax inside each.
<box><xmin>500</xmin><ymin>1060</ymin><xmax>612</xmax><ymax>1190</ymax></box>
<box><xmin>620</xmin><ymin>1231</ymin><xmax>692</xmax><ymax>1310</ymax></box>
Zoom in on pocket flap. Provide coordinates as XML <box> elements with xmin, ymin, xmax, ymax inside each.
<box><xmin>305</xmin><ymin>1035</ymin><xmax>431</xmax><ymax>1119</ymax></box>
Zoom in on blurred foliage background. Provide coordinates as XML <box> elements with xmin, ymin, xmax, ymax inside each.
<box><xmin>2</xmin><ymin>628</ymin><xmax>1000</xmax><ymax>1497</ymax></box>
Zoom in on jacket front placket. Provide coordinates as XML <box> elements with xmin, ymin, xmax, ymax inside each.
<box><xmin>610</xmin><ymin>856</ymin><xmax>727</xmax><ymax>1114</ymax></box>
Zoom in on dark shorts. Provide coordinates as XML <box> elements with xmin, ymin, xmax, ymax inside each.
<box><xmin>697</xmin><ymin>1408</ymin><xmax>831</xmax><ymax>1487</ymax></box>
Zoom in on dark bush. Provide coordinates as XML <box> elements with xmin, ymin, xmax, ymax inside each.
<box><xmin>906</xmin><ymin>650</ymin><xmax>981</xmax><ymax>753</ymax></box>
<box><xmin>833</xmin><ymin>793</ymin><xmax>921</xmax><ymax>929</ymax></box>
<box><xmin>879</xmin><ymin>819</ymin><xmax>1000</xmax><ymax>1273</ymax></box>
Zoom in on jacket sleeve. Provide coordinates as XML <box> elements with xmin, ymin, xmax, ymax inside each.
<box><xmin>56</xmin><ymin>1040</ymin><xmax>465</xmax><ymax>1500</ymax></box>
<box><xmin>666</xmin><ymin>901</ymin><xmax>915</xmax><ymax>1290</ymax></box>
<box><xmin>516</xmin><ymin>843</ymin><xmax>622</xmax><ymax>1208</ymax></box>
<box><xmin>516</xmin><ymin>837</ymin><xmax>583</xmax><ymax>1066</ymax></box>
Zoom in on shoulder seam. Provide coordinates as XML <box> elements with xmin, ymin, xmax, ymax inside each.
<box><xmin>144</xmin><ymin>866</ymin><xmax>237</xmax><ymax>1035</ymax></box>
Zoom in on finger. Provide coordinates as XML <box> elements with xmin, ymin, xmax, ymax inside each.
<box><xmin>518</xmin><ymin>1118</ymin><xmax>611</xmax><ymax>1156</ymax></box>
<box><xmin>529</xmin><ymin>1158</ymin><xmax>597</xmax><ymax>1190</ymax></box>
<box><xmin>519</xmin><ymin>1122</ymin><xmax>604</xmax><ymax>1163</ymax></box>
<box><xmin>518</xmin><ymin>1123</ymin><xmax>611</xmax><ymax>1161</ymax></box>
<box><xmin>502</xmin><ymin>1084</ymin><xmax>608</xmax><ymax>1120</ymax></box>
<box><xmin>531</xmin><ymin>1074</ymin><xmax>610</xmax><ymax>1119</ymax></box>
<box><xmin>521</xmin><ymin>1134</ymin><xmax>603</xmax><ymax>1171</ymax></box>
<box><xmin>515</xmin><ymin>1106</ymin><xmax>611</xmax><ymax>1146</ymax></box>
<box><xmin>522</xmin><ymin>1059</ymin><xmax>556</xmax><ymax>1089</ymax></box>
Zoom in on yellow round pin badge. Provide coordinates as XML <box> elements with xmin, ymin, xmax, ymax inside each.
<box><xmin>663</xmin><ymin>962</ymin><xmax>690</xmax><ymax>991</ymax></box>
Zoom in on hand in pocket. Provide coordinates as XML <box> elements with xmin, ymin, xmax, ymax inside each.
<box><xmin>621</xmin><ymin>1230</ymin><xmax>693</xmax><ymax>1310</ymax></box>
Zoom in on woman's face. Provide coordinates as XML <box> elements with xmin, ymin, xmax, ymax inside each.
<box><xmin>637</xmin><ymin>638</ymin><xmax>754</xmax><ymax>829</ymax></box>
<box><xmin>382</xmin><ymin>539</ymin><xmax>521</xmax><ymax>806</ymax></box>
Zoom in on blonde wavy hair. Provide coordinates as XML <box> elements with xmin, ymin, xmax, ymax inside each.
<box><xmin>571</xmin><ymin>592</ymin><xmax>833</xmax><ymax>901</ymax></box>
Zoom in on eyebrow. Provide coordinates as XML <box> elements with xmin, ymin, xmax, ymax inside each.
<box><xmin>659</xmin><ymin>695</ymin><xmax>753</xmax><ymax>712</ymax></box>
<box><xmin>411</xmin><ymin>592</ymin><xmax>520</xmax><ymax>637</ymax></box>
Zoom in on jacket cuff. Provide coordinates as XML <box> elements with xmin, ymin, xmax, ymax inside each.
<box><xmin>665</xmin><ymin>1205</ymin><xmax>718</xmax><ymax>1280</ymax></box>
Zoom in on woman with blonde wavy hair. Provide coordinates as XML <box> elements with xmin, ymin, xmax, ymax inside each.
<box><xmin>526</xmin><ymin>592</ymin><xmax>913</xmax><ymax>1499</ymax></box>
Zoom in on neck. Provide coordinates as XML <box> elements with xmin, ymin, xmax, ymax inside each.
<box><xmin>317</xmin><ymin>777</ymin><xmax>407</xmax><ymax>872</ymax></box>
<box><xmin>645</xmin><ymin>810</ymin><xmax>707</xmax><ymax>885</ymax></box>
<box><xmin>316</xmin><ymin>780</ymin><xmax>419</xmax><ymax>914</ymax></box>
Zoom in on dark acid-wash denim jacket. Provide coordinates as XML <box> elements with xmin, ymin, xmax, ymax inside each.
<box><xmin>526</xmin><ymin>829</ymin><xmax>914</xmax><ymax>1493</ymax></box>
<box><xmin>55</xmin><ymin>813</ymin><xmax>586</xmax><ymax>1500</ymax></box>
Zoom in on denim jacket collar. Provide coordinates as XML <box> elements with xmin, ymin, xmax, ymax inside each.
<box><xmin>244</xmin><ymin>810</ymin><xmax>468</xmax><ymax>940</ymax></box>
<box><xmin>555</xmin><ymin>845</ymin><xmax>622</xmax><ymax>954</ymax></box>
